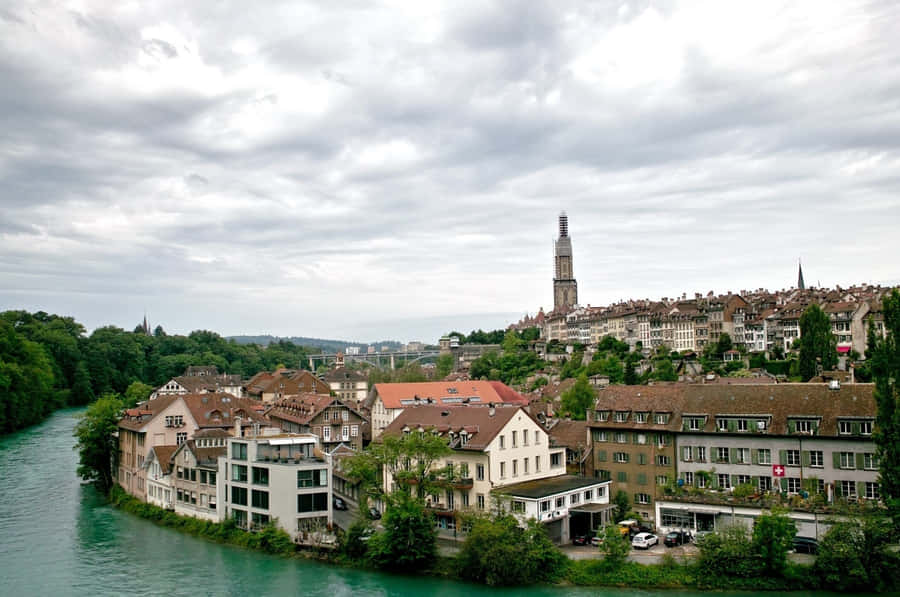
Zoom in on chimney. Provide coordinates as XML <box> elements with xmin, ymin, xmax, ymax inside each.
<box><xmin>488</xmin><ymin>404</ymin><xmax>496</xmax><ymax>417</ymax></box>
<box><xmin>234</xmin><ymin>417</ymin><xmax>242</xmax><ymax>437</ymax></box>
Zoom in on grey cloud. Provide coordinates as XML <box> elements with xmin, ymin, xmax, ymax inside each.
<box><xmin>142</xmin><ymin>38</ymin><xmax>178</xmax><ymax>60</ymax></box>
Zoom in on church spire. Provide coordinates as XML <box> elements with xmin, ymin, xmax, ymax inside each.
<box><xmin>797</xmin><ymin>259</ymin><xmax>805</xmax><ymax>290</ymax></box>
<box><xmin>553</xmin><ymin>212</ymin><xmax>577</xmax><ymax>311</ymax></box>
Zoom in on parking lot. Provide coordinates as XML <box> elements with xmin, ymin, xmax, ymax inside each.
<box><xmin>561</xmin><ymin>540</ymin><xmax>699</xmax><ymax>562</ymax></box>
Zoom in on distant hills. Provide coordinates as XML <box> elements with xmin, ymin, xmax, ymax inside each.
<box><xmin>228</xmin><ymin>335</ymin><xmax>403</xmax><ymax>353</ymax></box>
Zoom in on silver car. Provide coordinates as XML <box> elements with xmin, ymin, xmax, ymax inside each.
<box><xmin>632</xmin><ymin>532</ymin><xmax>658</xmax><ymax>549</ymax></box>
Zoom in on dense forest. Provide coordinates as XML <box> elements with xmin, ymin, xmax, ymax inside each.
<box><xmin>0</xmin><ymin>310</ymin><xmax>316</xmax><ymax>435</ymax></box>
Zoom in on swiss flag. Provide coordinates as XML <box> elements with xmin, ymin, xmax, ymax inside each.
<box><xmin>772</xmin><ymin>464</ymin><xmax>785</xmax><ymax>477</ymax></box>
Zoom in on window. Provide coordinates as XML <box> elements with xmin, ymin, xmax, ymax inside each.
<box><xmin>689</xmin><ymin>418</ymin><xmax>701</xmax><ymax>431</ymax></box>
<box><xmin>737</xmin><ymin>474</ymin><xmax>751</xmax><ymax>485</ymax></box>
<box><xmin>860</xmin><ymin>421</ymin><xmax>873</xmax><ymax>435</ymax></box>
<box><xmin>477</xmin><ymin>494</ymin><xmax>485</xmax><ymax>510</ymax></box>
<box><xmin>683</xmin><ymin>471</ymin><xmax>694</xmax><ymax>486</ymax></box>
<box><xmin>809</xmin><ymin>451</ymin><xmax>823</xmax><ymax>467</ymax></box>
<box><xmin>717</xmin><ymin>474</ymin><xmax>731</xmax><ymax>489</ymax></box>
<box><xmin>232</xmin><ymin>464</ymin><xmax>247</xmax><ymax>483</ymax></box>
<box><xmin>535</xmin><ymin>430</ymin><xmax>541</xmax><ymax>445</ymax></box>
<box><xmin>251</xmin><ymin>489</ymin><xmax>269</xmax><ymax>509</ymax></box>
<box><xmin>523</xmin><ymin>458</ymin><xmax>529</xmax><ymax>474</ymax></box>
<box><xmin>696</xmin><ymin>446</ymin><xmax>707</xmax><ymax>462</ymax></box>
<box><xmin>540</xmin><ymin>500</ymin><xmax>550</xmax><ymax>512</ymax></box>
<box><xmin>512</xmin><ymin>460</ymin><xmax>518</xmax><ymax>477</ymax></box>
<box><xmin>758</xmin><ymin>449</ymin><xmax>771</xmax><ymax>465</ymax></box>
<box><xmin>865</xmin><ymin>482</ymin><xmax>880</xmax><ymax>500</ymax></box>
<box><xmin>231</xmin><ymin>486</ymin><xmax>247</xmax><ymax>506</ymax></box>
<box><xmin>717</xmin><ymin>418</ymin><xmax>728</xmax><ymax>431</ymax></box>
<box><xmin>297</xmin><ymin>469</ymin><xmax>327</xmax><ymax>488</ymax></box>
<box><xmin>736</xmin><ymin>448</ymin><xmax>750</xmax><ymax>464</ymax></box>
<box><xmin>656</xmin><ymin>475</ymin><xmax>668</xmax><ymax>486</ymax></box>
<box><xmin>551</xmin><ymin>452</ymin><xmax>562</xmax><ymax>468</ymax></box>
<box><xmin>657</xmin><ymin>455</ymin><xmax>670</xmax><ymax>466</ymax></box>
<box><xmin>584</xmin><ymin>489</ymin><xmax>593</xmax><ymax>501</ymax></box>
<box><xmin>522</xmin><ymin>429</ymin><xmax>529</xmax><ymax>446</ymax></box>
<box><xmin>500</xmin><ymin>462</ymin><xmax>506</xmax><ymax>478</ymax></box>
<box><xmin>233</xmin><ymin>509</ymin><xmax>247</xmax><ymax>528</ymax></box>
<box><xmin>594</xmin><ymin>430</ymin><xmax>608</xmax><ymax>442</ymax></box>
<box><xmin>839</xmin><ymin>480</ymin><xmax>857</xmax><ymax>498</ymax></box>
<box><xmin>786</xmin><ymin>450</ymin><xmax>800</xmax><ymax>466</ymax></box>
<box><xmin>535</xmin><ymin>456</ymin><xmax>541</xmax><ymax>472</ymax></box>
<box><xmin>555</xmin><ymin>497</ymin><xmax>564</xmax><ymax>508</ymax></box>
<box><xmin>595</xmin><ymin>411</ymin><xmax>610</xmax><ymax>422</ymax></box>
<box><xmin>342</xmin><ymin>410</ymin><xmax>349</xmax><ymax>421</ymax></box>
<box><xmin>635</xmin><ymin>493</ymin><xmax>651</xmax><ymax>505</ymax></box>
<box><xmin>759</xmin><ymin>476</ymin><xmax>772</xmax><ymax>492</ymax></box>
<box><xmin>252</xmin><ymin>467</ymin><xmax>269</xmax><ymax>486</ymax></box>
<box><xmin>232</xmin><ymin>442</ymin><xmax>247</xmax><ymax>460</ymax></box>
<box><xmin>716</xmin><ymin>447</ymin><xmax>729</xmax><ymax>462</ymax></box>
<box><xmin>351</xmin><ymin>425</ymin><xmax>359</xmax><ymax>437</ymax></box>
<box><xmin>634</xmin><ymin>412</ymin><xmax>647</xmax><ymax>423</ymax></box>
<box><xmin>252</xmin><ymin>512</ymin><xmax>270</xmax><ymax>527</ymax></box>
<box><xmin>324</xmin><ymin>411</ymin><xmax>330</xmax><ymax>422</ymax></box>
<box><xmin>696</xmin><ymin>474</ymin><xmax>707</xmax><ymax>489</ymax></box>
<box><xmin>864</xmin><ymin>453</ymin><xmax>879</xmax><ymax>470</ymax></box>
<box><xmin>176</xmin><ymin>432</ymin><xmax>187</xmax><ymax>445</ymax></box>
<box><xmin>342</xmin><ymin>426</ymin><xmax>350</xmax><ymax>440</ymax></box>
<box><xmin>655</xmin><ymin>413</ymin><xmax>669</xmax><ymax>424</ymax></box>
<box><xmin>499</xmin><ymin>435</ymin><xmax>505</xmax><ymax>449</ymax></box>
<box><xmin>839</xmin><ymin>421</ymin><xmax>852</xmax><ymax>435</ymax></box>
<box><xmin>476</xmin><ymin>464</ymin><xmax>485</xmax><ymax>481</ymax></box>
<box><xmin>297</xmin><ymin>493</ymin><xmax>328</xmax><ymax>513</ymax></box>
<box><xmin>511</xmin><ymin>431</ymin><xmax>517</xmax><ymax>448</ymax></box>
<box><xmin>613</xmin><ymin>452</ymin><xmax>628</xmax><ymax>463</ymax></box>
<box><xmin>511</xmin><ymin>500</ymin><xmax>525</xmax><ymax>513</ymax></box>
<box><xmin>839</xmin><ymin>452</ymin><xmax>855</xmax><ymax>469</ymax></box>
<box><xmin>322</xmin><ymin>426</ymin><xmax>331</xmax><ymax>441</ymax></box>
<box><xmin>617</xmin><ymin>471</ymin><xmax>628</xmax><ymax>482</ymax></box>
<box><xmin>795</xmin><ymin>420</ymin><xmax>812</xmax><ymax>434</ymax></box>
<box><xmin>570</xmin><ymin>493</ymin><xmax>580</xmax><ymax>505</ymax></box>
<box><xmin>615</xmin><ymin>432</ymin><xmax>627</xmax><ymax>443</ymax></box>
<box><xmin>786</xmin><ymin>478</ymin><xmax>801</xmax><ymax>494</ymax></box>
<box><xmin>615</xmin><ymin>411</ymin><xmax>629</xmax><ymax>422</ymax></box>
<box><xmin>737</xmin><ymin>419</ymin><xmax>748</xmax><ymax>432</ymax></box>
<box><xmin>682</xmin><ymin>446</ymin><xmax>692</xmax><ymax>462</ymax></box>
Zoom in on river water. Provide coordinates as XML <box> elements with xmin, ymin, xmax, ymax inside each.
<box><xmin>0</xmin><ymin>409</ymin><xmax>833</xmax><ymax>596</ymax></box>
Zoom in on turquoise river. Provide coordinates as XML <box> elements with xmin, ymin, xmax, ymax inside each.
<box><xmin>0</xmin><ymin>408</ymin><xmax>837</xmax><ymax>596</ymax></box>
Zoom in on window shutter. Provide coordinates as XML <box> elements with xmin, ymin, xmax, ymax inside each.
<box><xmin>833</xmin><ymin>452</ymin><xmax>842</xmax><ymax>468</ymax></box>
<box><xmin>780</xmin><ymin>478</ymin><xmax>788</xmax><ymax>491</ymax></box>
<box><xmin>597</xmin><ymin>450</ymin><xmax>607</xmax><ymax>462</ymax></box>
<box><xmin>779</xmin><ymin>450</ymin><xmax>787</xmax><ymax>465</ymax></box>
<box><xmin>638</xmin><ymin>453</ymin><xmax>646</xmax><ymax>465</ymax></box>
<box><xmin>729</xmin><ymin>448</ymin><xmax>737</xmax><ymax>464</ymax></box>
<box><xmin>731</xmin><ymin>474</ymin><xmax>739</xmax><ymax>487</ymax></box>
<box><xmin>683</xmin><ymin>420</ymin><xmax>690</xmax><ymax>432</ymax></box>
<box><xmin>788</xmin><ymin>420</ymin><xmax>796</xmax><ymax>434</ymax></box>
<box><xmin>857</xmin><ymin>481</ymin><xmax>865</xmax><ymax>498</ymax></box>
<box><xmin>624</xmin><ymin>453</ymin><xmax>630</xmax><ymax>463</ymax></box>
<box><xmin>856</xmin><ymin>453</ymin><xmax>864</xmax><ymax>470</ymax></box>
<box><xmin>812</xmin><ymin>420</ymin><xmax>819</xmax><ymax>434</ymax></box>
<box><xmin>710</xmin><ymin>474</ymin><xmax>718</xmax><ymax>489</ymax></box>
<box><xmin>834</xmin><ymin>482</ymin><xmax>842</xmax><ymax>497</ymax></box>
<box><xmin>637</xmin><ymin>473</ymin><xmax>647</xmax><ymax>485</ymax></box>
<box><xmin>752</xmin><ymin>449</ymin><xmax>759</xmax><ymax>465</ymax></box>
<box><xmin>802</xmin><ymin>451</ymin><xmax>811</xmax><ymax>467</ymax></box>
<box><xmin>728</xmin><ymin>420</ymin><xmax>737</xmax><ymax>433</ymax></box>
<box><xmin>852</xmin><ymin>422</ymin><xmax>860</xmax><ymax>436</ymax></box>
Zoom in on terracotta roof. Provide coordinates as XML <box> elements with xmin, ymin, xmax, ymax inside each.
<box><xmin>181</xmin><ymin>393</ymin><xmax>269</xmax><ymax>428</ymax></box>
<box><xmin>181</xmin><ymin>440</ymin><xmax>226</xmax><ymax>467</ymax></box>
<box><xmin>118</xmin><ymin>394</ymin><xmax>180</xmax><ymax>431</ymax></box>
<box><xmin>264</xmin><ymin>393</ymin><xmax>337</xmax><ymax>425</ymax></box>
<box><xmin>381</xmin><ymin>405</ymin><xmax>530</xmax><ymax>451</ymax></box>
<box><xmin>373</xmin><ymin>381</ymin><xmax>528</xmax><ymax>409</ymax></box>
<box><xmin>547</xmin><ymin>419</ymin><xmax>588</xmax><ymax>450</ymax></box>
<box><xmin>590</xmin><ymin>384</ymin><xmax>875</xmax><ymax>437</ymax></box>
<box><xmin>147</xmin><ymin>444</ymin><xmax>178</xmax><ymax>475</ymax></box>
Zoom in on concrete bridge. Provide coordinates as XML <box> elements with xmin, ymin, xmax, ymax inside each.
<box><xmin>308</xmin><ymin>349</ymin><xmax>440</xmax><ymax>370</ymax></box>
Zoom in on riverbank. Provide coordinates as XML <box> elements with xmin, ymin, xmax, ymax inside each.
<box><xmin>109</xmin><ymin>487</ymin><xmax>821</xmax><ymax>592</ymax></box>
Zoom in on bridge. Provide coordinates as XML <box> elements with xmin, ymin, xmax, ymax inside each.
<box><xmin>308</xmin><ymin>349</ymin><xmax>440</xmax><ymax>370</ymax></box>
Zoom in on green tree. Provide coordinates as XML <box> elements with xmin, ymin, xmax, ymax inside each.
<box><xmin>73</xmin><ymin>393</ymin><xmax>123</xmax><ymax>494</ymax></box>
<box><xmin>613</xmin><ymin>490</ymin><xmax>630</xmax><ymax>521</ymax></box>
<box><xmin>652</xmin><ymin>358</ymin><xmax>678</xmax><ymax>382</ymax></box>
<box><xmin>366</xmin><ymin>492</ymin><xmax>437</xmax><ymax>570</ymax></box>
<box><xmin>698</xmin><ymin>524</ymin><xmax>761</xmax><ymax>578</ymax></box>
<box><xmin>870</xmin><ymin>289</ymin><xmax>900</xmax><ymax>530</ymax></box>
<box><xmin>798</xmin><ymin>304</ymin><xmax>838</xmax><ymax>380</ymax></box>
<box><xmin>559</xmin><ymin>373</ymin><xmax>595</xmax><ymax>420</ymax></box>
<box><xmin>597</xmin><ymin>523</ymin><xmax>629</xmax><ymax>567</ymax></box>
<box><xmin>0</xmin><ymin>320</ymin><xmax>57</xmax><ymax>434</ymax></box>
<box><xmin>456</xmin><ymin>514</ymin><xmax>566</xmax><ymax>586</ymax></box>
<box><xmin>751</xmin><ymin>508</ymin><xmax>796</xmax><ymax>575</ymax></box>
<box><xmin>624</xmin><ymin>359</ymin><xmax>638</xmax><ymax>385</ymax></box>
<box><xmin>343</xmin><ymin>432</ymin><xmax>452</xmax><ymax>502</ymax></box>
<box><xmin>123</xmin><ymin>381</ymin><xmax>155</xmax><ymax>408</ymax></box>
<box><xmin>70</xmin><ymin>361</ymin><xmax>95</xmax><ymax>406</ymax></box>
<box><xmin>814</xmin><ymin>516</ymin><xmax>900</xmax><ymax>592</ymax></box>
<box><xmin>715</xmin><ymin>333</ymin><xmax>733</xmax><ymax>357</ymax></box>
<box><xmin>501</xmin><ymin>329</ymin><xmax>524</xmax><ymax>353</ymax></box>
<box><xmin>435</xmin><ymin>353</ymin><xmax>454</xmax><ymax>379</ymax></box>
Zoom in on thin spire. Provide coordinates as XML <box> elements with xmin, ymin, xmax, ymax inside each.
<box><xmin>797</xmin><ymin>259</ymin><xmax>805</xmax><ymax>290</ymax></box>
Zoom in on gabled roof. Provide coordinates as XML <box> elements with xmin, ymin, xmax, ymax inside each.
<box><xmin>176</xmin><ymin>439</ymin><xmax>226</xmax><ymax>467</ymax></box>
<box><xmin>145</xmin><ymin>444</ymin><xmax>178</xmax><ymax>475</ymax></box>
<box><xmin>118</xmin><ymin>394</ymin><xmax>180</xmax><ymax>431</ymax></box>
<box><xmin>381</xmin><ymin>405</ymin><xmax>530</xmax><ymax>451</ymax></box>
<box><xmin>265</xmin><ymin>393</ymin><xmax>344</xmax><ymax>425</ymax></box>
<box><xmin>373</xmin><ymin>381</ymin><xmax>529</xmax><ymax>410</ymax></box>
<box><xmin>181</xmin><ymin>393</ymin><xmax>269</xmax><ymax>428</ymax></box>
<box><xmin>547</xmin><ymin>419</ymin><xmax>588</xmax><ymax>451</ymax></box>
<box><xmin>321</xmin><ymin>367</ymin><xmax>367</xmax><ymax>383</ymax></box>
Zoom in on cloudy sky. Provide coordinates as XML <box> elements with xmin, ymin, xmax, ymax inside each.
<box><xmin>2</xmin><ymin>1</ymin><xmax>899</xmax><ymax>343</ymax></box>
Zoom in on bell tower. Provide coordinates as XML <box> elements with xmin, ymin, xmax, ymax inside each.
<box><xmin>553</xmin><ymin>212</ymin><xmax>578</xmax><ymax>311</ymax></box>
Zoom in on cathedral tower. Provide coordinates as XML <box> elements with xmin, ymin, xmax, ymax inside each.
<box><xmin>553</xmin><ymin>212</ymin><xmax>578</xmax><ymax>311</ymax></box>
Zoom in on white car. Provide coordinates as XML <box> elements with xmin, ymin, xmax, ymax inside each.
<box><xmin>632</xmin><ymin>532</ymin><xmax>658</xmax><ymax>549</ymax></box>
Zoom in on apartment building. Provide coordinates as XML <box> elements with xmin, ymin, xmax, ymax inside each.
<box><xmin>265</xmin><ymin>394</ymin><xmax>366</xmax><ymax>451</ymax></box>
<box><xmin>320</xmin><ymin>367</ymin><xmax>368</xmax><ymax>406</ymax></box>
<box><xmin>245</xmin><ymin>369</ymin><xmax>330</xmax><ymax>403</ymax></box>
<box><xmin>218</xmin><ymin>432</ymin><xmax>332</xmax><ymax>539</ymax></box>
<box><xmin>170</xmin><ymin>430</ymin><xmax>227</xmax><ymax>521</ymax></box>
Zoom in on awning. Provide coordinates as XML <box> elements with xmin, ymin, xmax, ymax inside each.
<box><xmin>266</xmin><ymin>437</ymin><xmax>317</xmax><ymax>445</ymax></box>
<box><xmin>569</xmin><ymin>503</ymin><xmax>615</xmax><ymax>514</ymax></box>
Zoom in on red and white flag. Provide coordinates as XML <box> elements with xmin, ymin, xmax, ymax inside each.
<box><xmin>772</xmin><ymin>464</ymin><xmax>785</xmax><ymax>477</ymax></box>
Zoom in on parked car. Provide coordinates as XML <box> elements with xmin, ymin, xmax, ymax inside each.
<box><xmin>632</xmin><ymin>532</ymin><xmax>659</xmax><ymax>549</ymax></box>
<box><xmin>616</xmin><ymin>519</ymin><xmax>639</xmax><ymax>536</ymax></box>
<box><xmin>664</xmin><ymin>531</ymin><xmax>691</xmax><ymax>547</ymax></box>
<box><xmin>333</xmin><ymin>496</ymin><xmax>348</xmax><ymax>511</ymax></box>
<box><xmin>368</xmin><ymin>506</ymin><xmax>382</xmax><ymax>520</ymax></box>
<box><xmin>572</xmin><ymin>534</ymin><xmax>590</xmax><ymax>546</ymax></box>
<box><xmin>359</xmin><ymin>528</ymin><xmax>375</xmax><ymax>543</ymax></box>
<box><xmin>792</xmin><ymin>536</ymin><xmax>818</xmax><ymax>554</ymax></box>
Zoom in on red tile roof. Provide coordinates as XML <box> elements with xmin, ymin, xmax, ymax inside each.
<box><xmin>373</xmin><ymin>381</ymin><xmax>528</xmax><ymax>409</ymax></box>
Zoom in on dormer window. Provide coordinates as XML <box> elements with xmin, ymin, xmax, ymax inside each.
<box><xmin>634</xmin><ymin>412</ymin><xmax>647</xmax><ymax>423</ymax></box>
<box><xmin>717</xmin><ymin>418</ymin><xmax>728</xmax><ymax>432</ymax></box>
<box><xmin>860</xmin><ymin>421</ymin><xmax>873</xmax><ymax>435</ymax></box>
<box><xmin>595</xmin><ymin>411</ymin><xmax>610</xmax><ymax>422</ymax></box>
<box><xmin>737</xmin><ymin>419</ymin><xmax>748</xmax><ymax>432</ymax></box>
<box><xmin>655</xmin><ymin>413</ymin><xmax>669</xmax><ymax>425</ymax></box>
<box><xmin>614</xmin><ymin>411</ymin><xmax>629</xmax><ymax>423</ymax></box>
<box><xmin>839</xmin><ymin>421</ymin><xmax>852</xmax><ymax>435</ymax></box>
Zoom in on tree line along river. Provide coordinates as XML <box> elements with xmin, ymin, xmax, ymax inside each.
<box><xmin>0</xmin><ymin>408</ymin><xmax>838</xmax><ymax>597</ymax></box>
